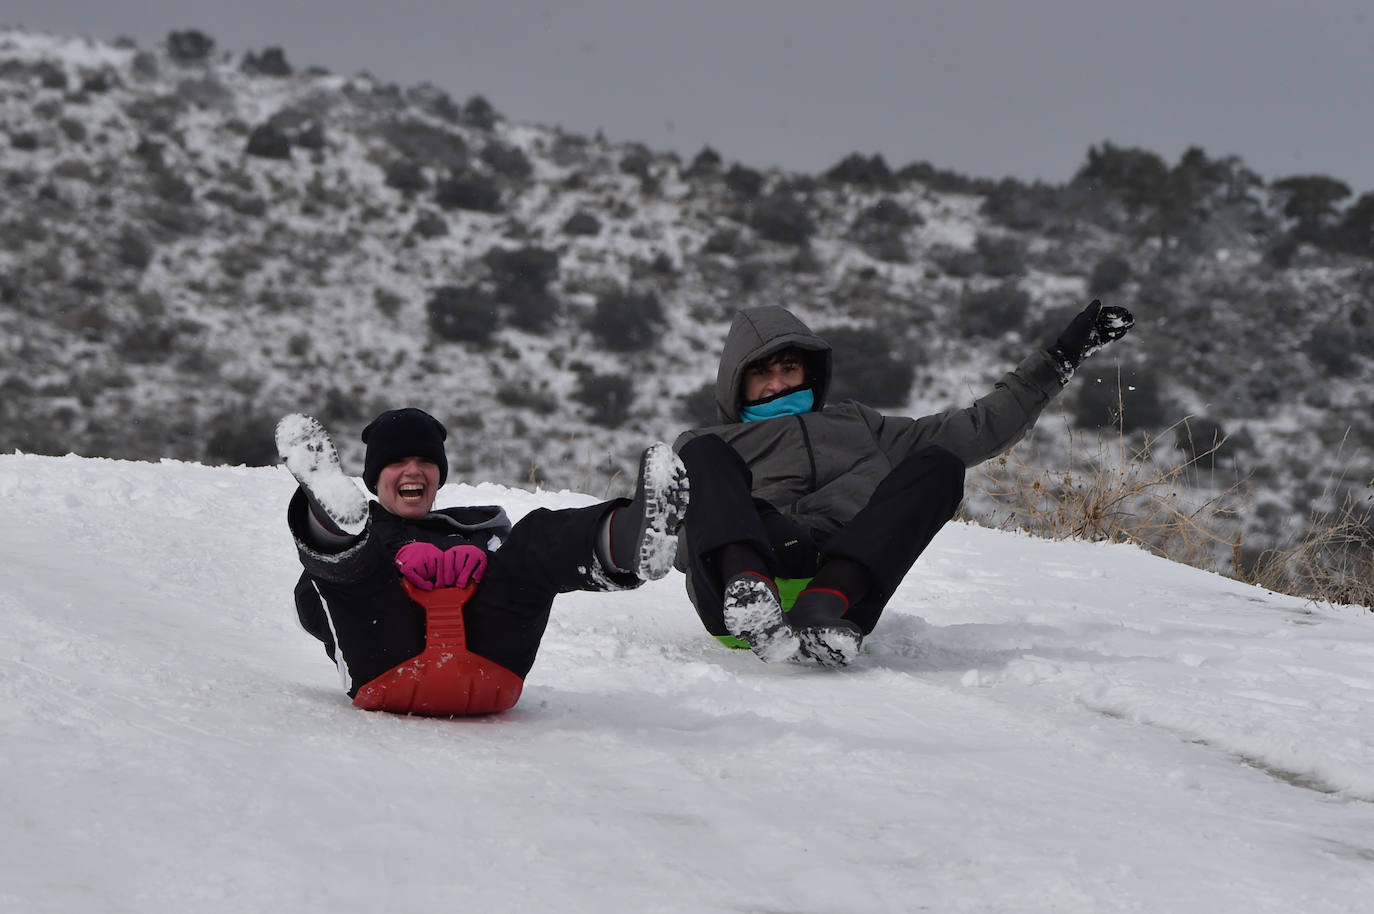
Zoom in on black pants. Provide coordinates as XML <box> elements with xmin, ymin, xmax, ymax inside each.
<box><xmin>678</xmin><ymin>434</ymin><xmax>965</xmax><ymax>636</ymax></box>
<box><xmin>463</xmin><ymin>502</ymin><xmax>631</xmax><ymax>676</ymax></box>
<box><xmin>296</xmin><ymin>500</ymin><xmax>631</xmax><ymax>695</ymax></box>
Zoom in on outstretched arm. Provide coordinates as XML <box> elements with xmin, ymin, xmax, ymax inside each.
<box><xmin>868</xmin><ymin>299</ymin><xmax>1135</xmax><ymax>467</ymax></box>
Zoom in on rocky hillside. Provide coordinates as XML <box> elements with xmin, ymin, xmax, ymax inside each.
<box><xmin>2</xmin><ymin>28</ymin><xmax>1372</xmax><ymax>566</ymax></box>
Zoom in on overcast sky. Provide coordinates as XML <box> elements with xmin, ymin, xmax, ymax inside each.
<box><xmin>6</xmin><ymin>1</ymin><xmax>1374</xmax><ymax>193</ymax></box>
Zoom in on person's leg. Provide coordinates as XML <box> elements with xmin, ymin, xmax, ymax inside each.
<box><xmin>597</xmin><ymin>442</ymin><xmax>690</xmax><ymax>581</ymax></box>
<box><xmin>462</xmin><ymin>501</ymin><xmax>639</xmax><ymax>678</ymax></box>
<box><xmin>678</xmin><ymin>434</ymin><xmax>802</xmax><ymax>662</ymax></box>
<box><xmin>791</xmin><ymin>445</ymin><xmax>966</xmax><ymax>663</ymax></box>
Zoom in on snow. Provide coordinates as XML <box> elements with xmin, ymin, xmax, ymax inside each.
<box><xmin>3</xmin><ymin>451</ymin><xmax>1373</xmax><ymax>913</ymax></box>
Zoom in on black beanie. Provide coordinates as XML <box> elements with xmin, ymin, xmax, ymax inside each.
<box><xmin>360</xmin><ymin>408</ymin><xmax>449</xmax><ymax>493</ymax></box>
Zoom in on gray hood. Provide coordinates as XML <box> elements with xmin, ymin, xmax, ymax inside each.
<box><xmin>714</xmin><ymin>306</ymin><xmax>833</xmax><ymax>422</ymax></box>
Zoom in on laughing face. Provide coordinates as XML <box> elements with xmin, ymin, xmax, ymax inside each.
<box><xmin>375</xmin><ymin>456</ymin><xmax>441</xmax><ymax>518</ymax></box>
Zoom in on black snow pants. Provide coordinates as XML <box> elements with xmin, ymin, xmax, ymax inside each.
<box><xmin>677</xmin><ymin>433</ymin><xmax>965</xmax><ymax>636</ymax></box>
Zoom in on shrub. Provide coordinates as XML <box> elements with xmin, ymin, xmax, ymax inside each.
<box><xmin>619</xmin><ymin>144</ymin><xmax>653</xmax><ymax>178</ymax></box>
<box><xmin>685</xmin><ymin>146</ymin><xmax>722</xmax><ymax>178</ymax></box>
<box><xmin>411</xmin><ymin>210</ymin><xmax>448</xmax><ymax>239</ymax></box>
<box><xmin>485</xmin><ymin>246</ymin><xmax>559</xmax><ymax>293</ymax></box>
<box><xmin>241</xmin><ymin>47</ymin><xmax>292</xmax><ymax>77</ymax></box>
<box><xmin>589</xmin><ymin>289</ymin><xmax>664</xmax><ymax>351</ymax></box>
<box><xmin>974</xmin><ymin>234</ymin><xmax>1026</xmax><ymax>278</ymax></box>
<box><xmin>405</xmin><ymin>83</ymin><xmax>461</xmax><ymax>122</ymax></box>
<box><xmin>384</xmin><ymin>160</ymin><xmax>428</xmax><ymax>193</ymax></box>
<box><xmin>505</xmin><ymin>290</ymin><xmax>559</xmax><ymax>332</ymax></box>
<box><xmin>820</xmin><ymin>325</ymin><xmax>915</xmax><ymax>407</ymax></box>
<box><xmin>701</xmin><ymin>229</ymin><xmax>740</xmax><ymax>256</ymax></box>
<box><xmin>1172</xmin><ymin>416</ymin><xmax>1236</xmax><ymax>468</ymax></box>
<box><xmin>204</xmin><ymin>406</ymin><xmax>278</xmax><ymax>466</ymax></box>
<box><xmin>750</xmin><ymin>192</ymin><xmax>815</xmax><ymax>246</ymax></box>
<box><xmin>1273</xmin><ymin>174</ymin><xmax>1352</xmax><ymax>244</ymax></box>
<box><xmin>981</xmin><ymin>178</ymin><xmax>1057</xmax><ymax>230</ymax></box>
<box><xmin>1334</xmin><ymin>191</ymin><xmax>1374</xmax><ymax>257</ymax></box>
<box><xmin>116</xmin><ymin>227</ymin><xmax>153</xmax><ymax>270</ymax></box>
<box><xmin>30</xmin><ymin>61</ymin><xmax>68</xmax><ymax>90</ymax></box>
<box><xmin>245</xmin><ymin>123</ymin><xmax>291</xmax><ymax>159</ymax></box>
<box><xmin>956</xmin><ymin>282</ymin><xmax>1032</xmax><ymax>339</ymax></box>
<box><xmin>427</xmin><ymin>285</ymin><xmax>500</xmax><ymax>343</ymax></box>
<box><xmin>485</xmin><ymin>246</ymin><xmax>561</xmax><ymax>332</ymax></box>
<box><xmin>58</xmin><ymin>119</ymin><xmax>86</xmax><ymax>143</ymax></box>
<box><xmin>1070</xmin><ymin>363</ymin><xmax>1167</xmax><ymax>433</ymax></box>
<box><xmin>434</xmin><ymin>172</ymin><xmax>502</xmax><ymax>212</ymax></box>
<box><xmin>858</xmin><ymin>198</ymin><xmax>919</xmax><ymax>228</ymax></box>
<box><xmin>117</xmin><ymin>320</ymin><xmax>179</xmax><ymax>365</ymax></box>
<box><xmin>1089</xmin><ymin>254</ymin><xmax>1132</xmax><ymax>296</ymax></box>
<box><xmin>383</xmin><ymin>120</ymin><xmax>468</xmax><ymax>170</ymax></box>
<box><xmin>1304</xmin><ymin>325</ymin><xmax>1359</xmax><ymax>377</ymax></box>
<box><xmin>80</xmin><ymin>71</ymin><xmax>113</xmax><ymax>93</ymax></box>
<box><xmin>481</xmin><ymin>141</ymin><xmax>533</xmax><ymax>180</ymax></box>
<box><xmin>825</xmin><ymin>152</ymin><xmax>896</xmax><ymax>189</ymax></box>
<box><xmin>132</xmin><ymin>51</ymin><xmax>159</xmax><ymax>80</ymax></box>
<box><xmin>167</xmin><ymin>30</ymin><xmax>215</xmax><ymax>65</ymax></box>
<box><xmin>1074</xmin><ymin>142</ymin><xmax>1171</xmax><ymax>211</ymax></box>
<box><xmin>374</xmin><ymin>287</ymin><xmax>404</xmax><ymax>317</ymax></box>
<box><xmin>463</xmin><ymin>95</ymin><xmax>498</xmax><ymax>130</ymax></box>
<box><xmin>680</xmin><ymin>380</ymin><xmax>718</xmax><ymax>425</ymax></box>
<box><xmin>724</xmin><ymin>164</ymin><xmax>764</xmax><ymax>200</ymax></box>
<box><xmin>895</xmin><ymin>160</ymin><xmax>987</xmax><ymax>194</ymax></box>
<box><xmin>562</xmin><ymin>210</ymin><xmax>601</xmax><ymax>236</ymax></box>
<box><xmin>574</xmin><ymin>372</ymin><xmax>635</xmax><ymax>427</ymax></box>
<box><xmin>153</xmin><ymin>173</ymin><xmax>194</xmax><ymax>204</ymax></box>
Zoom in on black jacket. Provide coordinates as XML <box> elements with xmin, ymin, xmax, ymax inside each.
<box><xmin>289</xmin><ymin>489</ymin><xmax>511</xmax><ymax>696</ymax></box>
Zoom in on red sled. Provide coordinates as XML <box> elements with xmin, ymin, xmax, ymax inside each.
<box><xmin>352</xmin><ymin>579</ymin><xmax>524</xmax><ymax>716</ymax></box>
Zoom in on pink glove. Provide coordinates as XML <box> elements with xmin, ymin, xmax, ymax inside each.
<box><xmin>438</xmin><ymin>545</ymin><xmax>487</xmax><ymax>589</ymax></box>
<box><xmin>395</xmin><ymin>542</ymin><xmax>443</xmax><ymax>591</ymax></box>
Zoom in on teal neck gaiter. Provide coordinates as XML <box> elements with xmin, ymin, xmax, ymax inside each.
<box><xmin>739</xmin><ymin>387</ymin><xmax>815</xmax><ymax>423</ymax></box>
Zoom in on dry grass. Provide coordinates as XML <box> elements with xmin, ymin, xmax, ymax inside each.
<box><xmin>968</xmin><ymin>419</ymin><xmax>1245</xmax><ymax>575</ymax></box>
<box><xmin>966</xmin><ymin>359</ymin><xmax>1373</xmax><ymax>612</ymax></box>
<box><xmin>1238</xmin><ymin>468</ymin><xmax>1374</xmax><ymax>609</ymax></box>
<box><xmin>968</xmin><ymin>416</ymin><xmax>1374</xmax><ymax>611</ymax></box>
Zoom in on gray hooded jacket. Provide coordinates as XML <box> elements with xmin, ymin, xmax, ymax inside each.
<box><xmin>674</xmin><ymin>305</ymin><xmax>1063</xmax><ymax>539</ymax></box>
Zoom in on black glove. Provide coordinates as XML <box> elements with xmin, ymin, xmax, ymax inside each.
<box><xmin>1049</xmin><ymin>299</ymin><xmax>1134</xmax><ymax>383</ymax></box>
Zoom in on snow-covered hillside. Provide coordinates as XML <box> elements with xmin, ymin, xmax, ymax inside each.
<box><xmin>3</xmin><ymin>453</ymin><xmax>1372</xmax><ymax>912</ymax></box>
<box><xmin>2</xmin><ymin>26</ymin><xmax>1372</xmax><ymax>571</ymax></box>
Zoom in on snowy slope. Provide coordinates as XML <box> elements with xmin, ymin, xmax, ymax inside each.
<box><xmin>2</xmin><ymin>453</ymin><xmax>1373</xmax><ymax>913</ymax></box>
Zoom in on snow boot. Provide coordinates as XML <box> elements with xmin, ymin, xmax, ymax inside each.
<box><xmin>723</xmin><ymin>572</ymin><xmax>800</xmax><ymax>663</ymax></box>
<box><xmin>789</xmin><ymin>588</ymin><xmax>864</xmax><ymax>668</ymax></box>
<box><xmin>609</xmin><ymin>442</ymin><xmax>690</xmax><ymax>581</ymax></box>
<box><xmin>275</xmin><ymin>413</ymin><xmax>370</xmax><ymax>536</ymax></box>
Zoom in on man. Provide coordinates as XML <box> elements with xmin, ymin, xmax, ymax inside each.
<box><xmin>674</xmin><ymin>300</ymin><xmax>1133</xmax><ymax>667</ymax></box>
<box><xmin>278</xmin><ymin>407</ymin><xmax>689</xmax><ymax>712</ymax></box>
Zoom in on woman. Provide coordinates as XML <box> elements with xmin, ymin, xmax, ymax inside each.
<box><xmin>277</xmin><ymin>407</ymin><xmax>688</xmax><ymax>714</ymax></box>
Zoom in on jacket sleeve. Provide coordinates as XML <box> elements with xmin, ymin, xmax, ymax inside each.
<box><xmin>286</xmin><ymin>489</ymin><xmax>392</xmax><ymax>584</ymax></box>
<box><xmin>866</xmin><ymin>348</ymin><xmax>1064</xmax><ymax>468</ymax></box>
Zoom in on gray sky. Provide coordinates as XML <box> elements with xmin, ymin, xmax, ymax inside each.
<box><xmin>7</xmin><ymin>1</ymin><xmax>1374</xmax><ymax>193</ymax></box>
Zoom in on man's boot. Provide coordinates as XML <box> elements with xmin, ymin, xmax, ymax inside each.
<box><xmin>723</xmin><ymin>572</ymin><xmax>800</xmax><ymax>663</ymax></box>
<box><xmin>789</xmin><ymin>587</ymin><xmax>863</xmax><ymax>668</ymax></box>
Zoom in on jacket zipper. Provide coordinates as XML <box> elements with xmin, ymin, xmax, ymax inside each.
<box><xmin>794</xmin><ymin>415</ymin><xmax>818</xmax><ymax>491</ymax></box>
